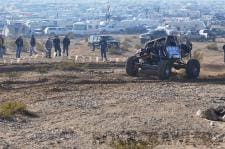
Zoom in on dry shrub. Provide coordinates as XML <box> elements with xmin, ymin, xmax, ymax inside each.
<box><xmin>193</xmin><ymin>50</ymin><xmax>204</xmax><ymax>62</ymax></box>
<box><xmin>110</xmin><ymin>139</ymin><xmax>159</xmax><ymax>149</ymax></box>
<box><xmin>5</xmin><ymin>39</ymin><xmax>15</xmax><ymax>50</ymax></box>
<box><xmin>131</xmin><ymin>36</ymin><xmax>138</xmax><ymax>39</ymax></box>
<box><xmin>75</xmin><ymin>42</ymin><xmax>83</xmax><ymax>46</ymax></box>
<box><xmin>36</xmin><ymin>40</ymin><xmax>44</xmax><ymax>52</ymax></box>
<box><xmin>67</xmin><ymin>32</ymin><xmax>75</xmax><ymax>39</ymax></box>
<box><xmin>121</xmin><ymin>41</ymin><xmax>131</xmax><ymax>51</ymax></box>
<box><xmin>207</xmin><ymin>43</ymin><xmax>218</xmax><ymax>51</ymax></box>
<box><xmin>108</xmin><ymin>45</ymin><xmax>122</xmax><ymax>55</ymax></box>
<box><xmin>0</xmin><ymin>101</ymin><xmax>27</xmax><ymax>118</ymax></box>
<box><xmin>124</xmin><ymin>37</ymin><xmax>132</xmax><ymax>43</ymax></box>
<box><xmin>23</xmin><ymin>39</ymin><xmax>30</xmax><ymax>51</ymax></box>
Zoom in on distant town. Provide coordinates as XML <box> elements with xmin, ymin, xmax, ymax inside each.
<box><xmin>0</xmin><ymin>0</ymin><xmax>225</xmax><ymax>40</ymax></box>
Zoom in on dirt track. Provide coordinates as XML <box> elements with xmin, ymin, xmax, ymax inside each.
<box><xmin>0</xmin><ymin>61</ymin><xmax>225</xmax><ymax>148</ymax></box>
<box><xmin>1</xmin><ymin>37</ymin><xmax>225</xmax><ymax>148</ymax></box>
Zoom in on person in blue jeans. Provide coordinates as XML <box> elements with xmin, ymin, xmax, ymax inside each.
<box><xmin>29</xmin><ymin>34</ymin><xmax>37</xmax><ymax>56</ymax></box>
<box><xmin>15</xmin><ymin>36</ymin><xmax>23</xmax><ymax>58</ymax></box>
<box><xmin>99</xmin><ymin>37</ymin><xmax>108</xmax><ymax>61</ymax></box>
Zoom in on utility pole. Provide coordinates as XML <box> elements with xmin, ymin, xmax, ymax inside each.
<box><xmin>106</xmin><ymin>0</ymin><xmax>111</xmax><ymax>22</ymax></box>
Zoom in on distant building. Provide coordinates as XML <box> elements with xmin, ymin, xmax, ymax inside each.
<box><xmin>3</xmin><ymin>21</ymin><xmax>30</xmax><ymax>37</ymax></box>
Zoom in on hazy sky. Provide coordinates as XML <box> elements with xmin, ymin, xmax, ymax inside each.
<box><xmin>1</xmin><ymin>0</ymin><xmax>225</xmax><ymax>6</ymax></box>
<box><xmin>36</xmin><ymin>0</ymin><xmax>223</xmax><ymax>1</ymax></box>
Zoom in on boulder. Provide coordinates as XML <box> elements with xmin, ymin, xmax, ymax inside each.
<box><xmin>196</xmin><ymin>106</ymin><xmax>225</xmax><ymax>122</ymax></box>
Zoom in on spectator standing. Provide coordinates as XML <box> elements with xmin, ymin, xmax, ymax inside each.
<box><xmin>53</xmin><ymin>35</ymin><xmax>61</xmax><ymax>57</ymax></box>
<box><xmin>92</xmin><ymin>44</ymin><xmax>95</xmax><ymax>51</ymax></box>
<box><xmin>30</xmin><ymin>34</ymin><xmax>37</xmax><ymax>56</ymax></box>
<box><xmin>223</xmin><ymin>44</ymin><xmax>225</xmax><ymax>63</ymax></box>
<box><xmin>0</xmin><ymin>35</ymin><xmax>4</xmax><ymax>58</ymax></box>
<box><xmin>99</xmin><ymin>37</ymin><xmax>108</xmax><ymax>61</ymax></box>
<box><xmin>45</xmin><ymin>37</ymin><xmax>53</xmax><ymax>58</ymax></box>
<box><xmin>63</xmin><ymin>35</ymin><xmax>70</xmax><ymax>57</ymax></box>
<box><xmin>15</xmin><ymin>36</ymin><xmax>23</xmax><ymax>58</ymax></box>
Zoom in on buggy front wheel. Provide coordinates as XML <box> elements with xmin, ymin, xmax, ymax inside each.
<box><xmin>158</xmin><ymin>60</ymin><xmax>172</xmax><ymax>80</ymax></box>
<box><xmin>126</xmin><ymin>56</ymin><xmax>139</xmax><ymax>77</ymax></box>
<box><xmin>186</xmin><ymin>59</ymin><xmax>200</xmax><ymax>79</ymax></box>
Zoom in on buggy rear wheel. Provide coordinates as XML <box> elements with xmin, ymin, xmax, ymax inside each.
<box><xmin>186</xmin><ymin>59</ymin><xmax>200</xmax><ymax>79</ymax></box>
<box><xmin>158</xmin><ymin>60</ymin><xmax>172</xmax><ymax>80</ymax></box>
<box><xmin>126</xmin><ymin>56</ymin><xmax>139</xmax><ymax>77</ymax></box>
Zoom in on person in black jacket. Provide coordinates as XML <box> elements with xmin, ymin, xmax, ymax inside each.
<box><xmin>29</xmin><ymin>34</ymin><xmax>37</xmax><ymax>56</ymax></box>
<box><xmin>223</xmin><ymin>44</ymin><xmax>225</xmax><ymax>63</ymax></box>
<box><xmin>99</xmin><ymin>37</ymin><xmax>108</xmax><ymax>61</ymax></box>
<box><xmin>0</xmin><ymin>35</ymin><xmax>4</xmax><ymax>58</ymax></box>
<box><xmin>63</xmin><ymin>35</ymin><xmax>70</xmax><ymax>57</ymax></box>
<box><xmin>15</xmin><ymin>36</ymin><xmax>23</xmax><ymax>58</ymax></box>
<box><xmin>45</xmin><ymin>37</ymin><xmax>53</xmax><ymax>58</ymax></box>
<box><xmin>53</xmin><ymin>35</ymin><xmax>61</xmax><ymax>56</ymax></box>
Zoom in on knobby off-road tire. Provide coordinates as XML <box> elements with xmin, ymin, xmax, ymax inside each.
<box><xmin>126</xmin><ymin>56</ymin><xmax>139</xmax><ymax>77</ymax></box>
<box><xmin>186</xmin><ymin>59</ymin><xmax>200</xmax><ymax>79</ymax></box>
<box><xmin>158</xmin><ymin>60</ymin><xmax>172</xmax><ymax>80</ymax></box>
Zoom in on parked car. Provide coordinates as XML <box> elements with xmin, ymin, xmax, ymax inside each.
<box><xmin>199</xmin><ymin>28</ymin><xmax>225</xmax><ymax>41</ymax></box>
<box><xmin>33</xmin><ymin>28</ymin><xmax>43</xmax><ymax>36</ymax></box>
<box><xmin>184</xmin><ymin>30</ymin><xmax>207</xmax><ymax>42</ymax></box>
<box><xmin>125</xmin><ymin>25</ymin><xmax>147</xmax><ymax>34</ymax></box>
<box><xmin>72</xmin><ymin>22</ymin><xmax>100</xmax><ymax>36</ymax></box>
<box><xmin>88</xmin><ymin>35</ymin><xmax>120</xmax><ymax>49</ymax></box>
<box><xmin>44</xmin><ymin>27</ymin><xmax>69</xmax><ymax>36</ymax></box>
<box><xmin>100</xmin><ymin>24</ymin><xmax>125</xmax><ymax>34</ymax></box>
<box><xmin>139</xmin><ymin>30</ymin><xmax>168</xmax><ymax>44</ymax></box>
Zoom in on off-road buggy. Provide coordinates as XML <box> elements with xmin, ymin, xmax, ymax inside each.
<box><xmin>126</xmin><ymin>35</ymin><xmax>200</xmax><ymax>80</ymax></box>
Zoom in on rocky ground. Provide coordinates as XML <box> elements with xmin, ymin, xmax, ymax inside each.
<box><xmin>0</xmin><ymin>36</ymin><xmax>225</xmax><ymax>148</ymax></box>
<box><xmin>0</xmin><ymin>62</ymin><xmax>225</xmax><ymax>148</ymax></box>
